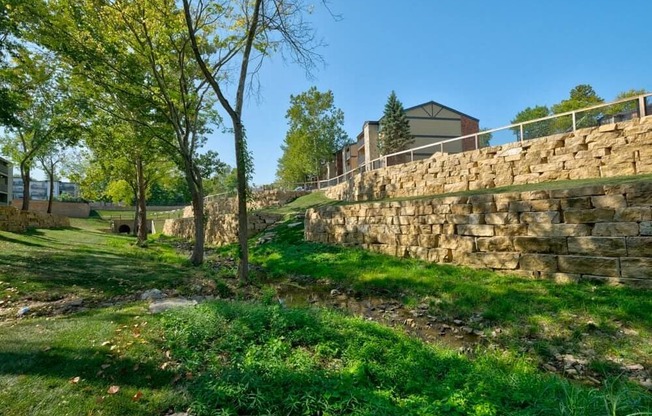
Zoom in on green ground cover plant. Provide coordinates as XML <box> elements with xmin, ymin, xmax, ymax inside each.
<box><xmin>1</xmin><ymin>175</ymin><xmax>651</xmax><ymax>414</ymax></box>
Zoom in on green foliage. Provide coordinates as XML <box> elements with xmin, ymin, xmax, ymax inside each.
<box><xmin>552</xmin><ymin>84</ymin><xmax>604</xmax><ymax>130</ymax></box>
<box><xmin>510</xmin><ymin>105</ymin><xmax>552</xmax><ymax>140</ymax></box>
<box><xmin>277</xmin><ymin>86</ymin><xmax>349</xmax><ymax>184</ymax></box>
<box><xmin>161</xmin><ymin>301</ymin><xmax>651</xmax><ymax>415</ymax></box>
<box><xmin>378</xmin><ymin>91</ymin><xmax>413</xmax><ymax>155</ymax></box>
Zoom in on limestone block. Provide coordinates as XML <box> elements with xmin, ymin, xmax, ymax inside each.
<box><xmin>513</xmin><ymin>173</ymin><xmax>541</xmax><ymax>184</ymax></box>
<box><xmin>520</xmin><ymin>211</ymin><xmax>561</xmax><ymax>224</ymax></box>
<box><xmin>625</xmin><ymin>237</ymin><xmax>652</xmax><ymax>257</ymax></box>
<box><xmin>445</xmin><ymin>214</ymin><xmax>483</xmax><ymax>225</ymax></box>
<box><xmin>450</xmin><ymin>204</ymin><xmax>472</xmax><ymax>215</ymax></box>
<box><xmin>519</xmin><ymin>254</ymin><xmax>558</xmax><ymax>272</ymax></box>
<box><xmin>624</xmin><ymin>182</ymin><xmax>652</xmax><ymax>206</ymax></box>
<box><xmin>464</xmin><ymin>252</ymin><xmax>520</xmax><ymax>270</ymax></box>
<box><xmin>494</xmin><ymin>192</ymin><xmax>520</xmax><ymax>211</ymax></box>
<box><xmin>567</xmin><ymin>237</ymin><xmax>627</xmax><ymax>257</ymax></box>
<box><xmin>513</xmin><ymin>236</ymin><xmax>568</xmax><ymax>254</ymax></box>
<box><xmin>476</xmin><ymin>236</ymin><xmax>514</xmax><ymax>252</ymax></box>
<box><xmin>530</xmin><ymin>199</ymin><xmax>561</xmax><ymax>211</ymax></box>
<box><xmin>494</xmin><ymin>224</ymin><xmax>528</xmax><ymax>236</ymax></box>
<box><xmin>432</xmin><ymin>204</ymin><xmax>452</xmax><ymax>214</ymax></box>
<box><xmin>439</xmin><ymin>196</ymin><xmax>469</xmax><ymax>204</ymax></box>
<box><xmin>564</xmin><ymin>209</ymin><xmax>614</xmax><ymax>224</ymax></box>
<box><xmin>620</xmin><ymin>258</ymin><xmax>652</xmax><ymax>279</ymax></box>
<box><xmin>558</xmin><ymin>255</ymin><xmax>619</xmax><ymax>277</ymax></box>
<box><xmin>560</xmin><ymin>197</ymin><xmax>592</xmax><ymax>210</ymax></box>
<box><xmin>527</xmin><ymin>223</ymin><xmax>591</xmax><ymax>237</ymax></box>
<box><xmin>444</xmin><ymin>182</ymin><xmax>469</xmax><ymax>193</ymax></box>
<box><xmin>485</xmin><ymin>212</ymin><xmax>520</xmax><ymax>225</ymax></box>
<box><xmin>508</xmin><ymin>201</ymin><xmax>532</xmax><ymax>212</ymax></box>
<box><xmin>600</xmin><ymin>163</ymin><xmax>636</xmax><ymax>178</ymax></box>
<box><xmin>441</xmin><ymin>224</ymin><xmax>456</xmax><ymax>234</ymax></box>
<box><xmin>439</xmin><ymin>234</ymin><xmax>475</xmax><ymax>252</ymax></box>
<box><xmin>640</xmin><ymin>222</ymin><xmax>652</xmax><ymax>236</ymax></box>
<box><xmin>468</xmin><ymin>194</ymin><xmax>495</xmax><ymax>204</ymax></box>
<box><xmin>614</xmin><ymin>207</ymin><xmax>652</xmax><ymax>222</ymax></box>
<box><xmin>592</xmin><ymin>222</ymin><xmax>639</xmax><ymax>237</ymax></box>
<box><xmin>418</xmin><ymin>234</ymin><xmax>439</xmax><ymax>248</ymax></box>
<box><xmin>550</xmin><ymin>186</ymin><xmax>604</xmax><ymax>198</ymax></box>
<box><xmin>457</xmin><ymin>224</ymin><xmax>494</xmax><ymax>237</ymax></box>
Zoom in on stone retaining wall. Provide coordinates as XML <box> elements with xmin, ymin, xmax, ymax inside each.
<box><xmin>183</xmin><ymin>190</ymin><xmax>307</xmax><ymax>218</ymax></box>
<box><xmin>324</xmin><ymin>117</ymin><xmax>652</xmax><ymax>201</ymax></box>
<box><xmin>11</xmin><ymin>200</ymin><xmax>90</xmax><ymax>218</ymax></box>
<box><xmin>0</xmin><ymin>206</ymin><xmax>70</xmax><ymax>232</ymax></box>
<box><xmin>306</xmin><ymin>181</ymin><xmax>652</xmax><ymax>287</ymax></box>
<box><xmin>163</xmin><ymin>212</ymin><xmax>282</xmax><ymax>246</ymax></box>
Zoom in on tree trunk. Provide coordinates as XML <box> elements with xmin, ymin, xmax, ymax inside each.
<box><xmin>133</xmin><ymin>188</ymin><xmax>139</xmax><ymax>236</ymax></box>
<box><xmin>20</xmin><ymin>165</ymin><xmax>30</xmax><ymax>211</ymax></box>
<box><xmin>234</xmin><ymin>122</ymin><xmax>249</xmax><ymax>283</ymax></box>
<box><xmin>46</xmin><ymin>170</ymin><xmax>54</xmax><ymax>214</ymax></box>
<box><xmin>136</xmin><ymin>158</ymin><xmax>148</xmax><ymax>246</ymax></box>
<box><xmin>184</xmin><ymin>162</ymin><xmax>204</xmax><ymax>266</ymax></box>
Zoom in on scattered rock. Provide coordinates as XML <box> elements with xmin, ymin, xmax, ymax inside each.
<box><xmin>17</xmin><ymin>306</ymin><xmax>30</xmax><ymax>317</ymax></box>
<box><xmin>639</xmin><ymin>379</ymin><xmax>652</xmax><ymax>390</ymax></box>
<box><xmin>149</xmin><ymin>298</ymin><xmax>197</xmax><ymax>314</ymax></box>
<box><xmin>329</xmin><ymin>289</ymin><xmax>341</xmax><ymax>297</ymax></box>
<box><xmin>625</xmin><ymin>364</ymin><xmax>644</xmax><ymax>371</ymax></box>
<box><xmin>453</xmin><ymin>319</ymin><xmax>464</xmax><ymax>325</ymax></box>
<box><xmin>141</xmin><ymin>289</ymin><xmax>166</xmax><ymax>301</ymax></box>
<box><xmin>543</xmin><ymin>363</ymin><xmax>557</xmax><ymax>372</ymax></box>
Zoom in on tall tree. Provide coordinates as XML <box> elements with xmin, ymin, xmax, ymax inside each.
<box><xmin>36</xmin><ymin>143</ymin><xmax>69</xmax><ymax>213</ymax></box>
<box><xmin>0</xmin><ymin>50</ymin><xmax>80</xmax><ymax>210</ymax></box>
<box><xmin>277</xmin><ymin>87</ymin><xmax>348</xmax><ymax>184</ymax></box>
<box><xmin>183</xmin><ymin>0</ymin><xmax>323</xmax><ymax>281</ymax></box>
<box><xmin>552</xmin><ymin>84</ymin><xmax>604</xmax><ymax>130</ymax></box>
<box><xmin>377</xmin><ymin>91</ymin><xmax>413</xmax><ymax>155</ymax></box>
<box><xmin>42</xmin><ymin>0</ymin><xmax>219</xmax><ymax>263</ymax></box>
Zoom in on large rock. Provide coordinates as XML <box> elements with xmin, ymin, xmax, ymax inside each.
<box><xmin>149</xmin><ymin>298</ymin><xmax>198</xmax><ymax>314</ymax></box>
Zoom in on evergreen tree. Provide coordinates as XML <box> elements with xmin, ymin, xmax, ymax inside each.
<box><xmin>378</xmin><ymin>91</ymin><xmax>413</xmax><ymax>155</ymax></box>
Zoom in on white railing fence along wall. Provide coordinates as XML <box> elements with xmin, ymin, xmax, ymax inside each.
<box><xmin>308</xmin><ymin>92</ymin><xmax>652</xmax><ymax>190</ymax></box>
<box><xmin>204</xmin><ymin>93</ymin><xmax>651</xmax><ymax>195</ymax></box>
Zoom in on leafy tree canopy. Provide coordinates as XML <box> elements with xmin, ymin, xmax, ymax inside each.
<box><xmin>276</xmin><ymin>86</ymin><xmax>348</xmax><ymax>184</ymax></box>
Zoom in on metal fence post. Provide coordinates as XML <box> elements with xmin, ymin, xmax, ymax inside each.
<box><xmin>572</xmin><ymin>112</ymin><xmax>577</xmax><ymax>131</ymax></box>
<box><xmin>639</xmin><ymin>96</ymin><xmax>646</xmax><ymax>117</ymax></box>
<box><xmin>520</xmin><ymin>124</ymin><xmax>524</xmax><ymax>142</ymax></box>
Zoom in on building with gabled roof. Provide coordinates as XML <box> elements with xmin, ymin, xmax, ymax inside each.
<box><xmin>356</xmin><ymin>100</ymin><xmax>480</xmax><ymax>168</ymax></box>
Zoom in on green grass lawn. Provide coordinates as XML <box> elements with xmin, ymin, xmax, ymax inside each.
<box><xmin>0</xmin><ymin>184</ymin><xmax>651</xmax><ymax>414</ymax></box>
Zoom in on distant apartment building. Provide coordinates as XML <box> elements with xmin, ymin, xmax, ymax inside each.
<box><xmin>12</xmin><ymin>178</ymin><xmax>80</xmax><ymax>201</ymax></box>
<box><xmin>0</xmin><ymin>156</ymin><xmax>12</xmax><ymax>205</ymax></box>
<box><xmin>356</xmin><ymin>100</ymin><xmax>480</xmax><ymax>168</ymax></box>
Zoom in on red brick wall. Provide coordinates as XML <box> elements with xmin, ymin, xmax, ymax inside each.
<box><xmin>461</xmin><ymin>116</ymin><xmax>480</xmax><ymax>151</ymax></box>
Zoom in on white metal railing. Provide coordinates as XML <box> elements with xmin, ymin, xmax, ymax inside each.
<box><xmin>309</xmin><ymin>92</ymin><xmax>652</xmax><ymax>190</ymax></box>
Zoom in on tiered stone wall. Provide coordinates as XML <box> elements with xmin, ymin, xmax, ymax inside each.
<box><xmin>306</xmin><ymin>182</ymin><xmax>652</xmax><ymax>287</ymax></box>
<box><xmin>325</xmin><ymin>117</ymin><xmax>652</xmax><ymax>201</ymax></box>
<box><xmin>167</xmin><ymin>189</ymin><xmax>304</xmax><ymax>245</ymax></box>
<box><xmin>0</xmin><ymin>206</ymin><xmax>70</xmax><ymax>232</ymax></box>
<box><xmin>182</xmin><ymin>189</ymin><xmax>307</xmax><ymax>218</ymax></box>
<box><xmin>11</xmin><ymin>200</ymin><xmax>90</xmax><ymax>218</ymax></box>
<box><xmin>163</xmin><ymin>212</ymin><xmax>282</xmax><ymax>246</ymax></box>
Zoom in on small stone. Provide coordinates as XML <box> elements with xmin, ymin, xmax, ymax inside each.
<box><xmin>639</xmin><ymin>379</ymin><xmax>652</xmax><ymax>389</ymax></box>
<box><xmin>625</xmin><ymin>364</ymin><xmax>644</xmax><ymax>371</ymax></box>
<box><xmin>461</xmin><ymin>326</ymin><xmax>473</xmax><ymax>334</ymax></box>
<box><xmin>141</xmin><ymin>289</ymin><xmax>165</xmax><ymax>300</ymax></box>
<box><xmin>329</xmin><ymin>289</ymin><xmax>341</xmax><ymax>297</ymax></box>
<box><xmin>543</xmin><ymin>363</ymin><xmax>557</xmax><ymax>372</ymax></box>
<box><xmin>17</xmin><ymin>306</ymin><xmax>30</xmax><ymax>317</ymax></box>
<box><xmin>453</xmin><ymin>319</ymin><xmax>463</xmax><ymax>325</ymax></box>
<box><xmin>565</xmin><ymin>368</ymin><xmax>578</xmax><ymax>376</ymax></box>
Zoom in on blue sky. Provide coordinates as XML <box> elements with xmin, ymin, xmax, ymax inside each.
<box><xmin>205</xmin><ymin>0</ymin><xmax>651</xmax><ymax>185</ymax></box>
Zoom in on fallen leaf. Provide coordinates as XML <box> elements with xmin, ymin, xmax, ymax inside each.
<box><xmin>107</xmin><ymin>385</ymin><xmax>120</xmax><ymax>395</ymax></box>
<box><xmin>69</xmin><ymin>376</ymin><xmax>80</xmax><ymax>384</ymax></box>
<box><xmin>132</xmin><ymin>391</ymin><xmax>143</xmax><ymax>401</ymax></box>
